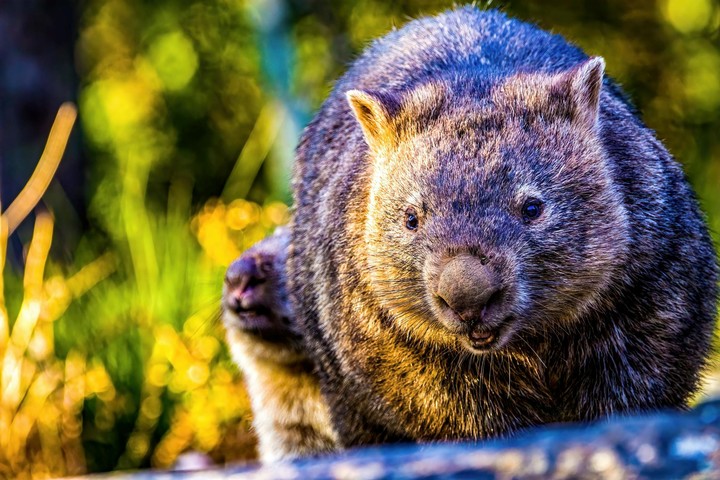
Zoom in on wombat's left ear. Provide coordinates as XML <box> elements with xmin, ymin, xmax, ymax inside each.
<box><xmin>346</xmin><ymin>90</ymin><xmax>400</xmax><ymax>152</ymax></box>
<box><xmin>557</xmin><ymin>57</ymin><xmax>605</xmax><ymax>129</ymax></box>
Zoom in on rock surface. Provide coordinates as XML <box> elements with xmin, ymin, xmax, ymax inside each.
<box><xmin>82</xmin><ymin>399</ymin><xmax>720</xmax><ymax>479</ymax></box>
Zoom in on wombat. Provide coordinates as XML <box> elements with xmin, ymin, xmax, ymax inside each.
<box><xmin>288</xmin><ymin>7</ymin><xmax>719</xmax><ymax>446</ymax></box>
<box><xmin>222</xmin><ymin>228</ymin><xmax>338</xmax><ymax>461</ymax></box>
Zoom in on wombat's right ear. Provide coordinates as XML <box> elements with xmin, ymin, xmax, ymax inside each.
<box><xmin>553</xmin><ymin>57</ymin><xmax>605</xmax><ymax>130</ymax></box>
<box><xmin>346</xmin><ymin>90</ymin><xmax>399</xmax><ymax>152</ymax></box>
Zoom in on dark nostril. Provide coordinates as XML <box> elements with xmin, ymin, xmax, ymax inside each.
<box><xmin>437</xmin><ymin>295</ymin><xmax>451</xmax><ymax>310</ymax></box>
<box><xmin>436</xmin><ymin>294</ymin><xmax>463</xmax><ymax>320</ymax></box>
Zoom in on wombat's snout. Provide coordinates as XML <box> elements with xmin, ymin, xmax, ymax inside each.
<box><xmin>224</xmin><ymin>255</ymin><xmax>270</xmax><ymax>313</ymax></box>
<box><xmin>434</xmin><ymin>254</ymin><xmax>507</xmax><ymax>346</ymax></box>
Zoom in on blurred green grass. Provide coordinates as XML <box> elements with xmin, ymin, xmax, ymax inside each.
<box><xmin>1</xmin><ymin>0</ymin><xmax>720</xmax><ymax>477</ymax></box>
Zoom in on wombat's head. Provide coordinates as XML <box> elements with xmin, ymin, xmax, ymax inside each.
<box><xmin>348</xmin><ymin>57</ymin><xmax>629</xmax><ymax>354</ymax></box>
<box><xmin>222</xmin><ymin>228</ymin><xmax>298</xmax><ymax>343</ymax></box>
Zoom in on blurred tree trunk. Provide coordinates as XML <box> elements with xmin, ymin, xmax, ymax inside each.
<box><xmin>0</xmin><ymin>0</ymin><xmax>83</xmax><ymax>261</ymax></box>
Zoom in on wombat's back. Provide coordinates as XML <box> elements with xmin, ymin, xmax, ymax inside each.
<box><xmin>341</xmin><ymin>9</ymin><xmax>588</xmax><ymax>90</ymax></box>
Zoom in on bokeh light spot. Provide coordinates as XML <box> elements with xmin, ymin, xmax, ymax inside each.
<box><xmin>661</xmin><ymin>0</ymin><xmax>713</xmax><ymax>33</ymax></box>
<box><xmin>683</xmin><ymin>45</ymin><xmax>720</xmax><ymax>118</ymax></box>
<box><xmin>148</xmin><ymin>31</ymin><xmax>199</xmax><ymax>91</ymax></box>
<box><xmin>187</xmin><ymin>362</ymin><xmax>210</xmax><ymax>387</ymax></box>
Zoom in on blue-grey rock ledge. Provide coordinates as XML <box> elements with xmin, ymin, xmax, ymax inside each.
<box><xmin>80</xmin><ymin>399</ymin><xmax>720</xmax><ymax>479</ymax></box>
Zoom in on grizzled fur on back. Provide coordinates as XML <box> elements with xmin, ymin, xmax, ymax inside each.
<box><xmin>288</xmin><ymin>7</ymin><xmax>719</xmax><ymax>446</ymax></box>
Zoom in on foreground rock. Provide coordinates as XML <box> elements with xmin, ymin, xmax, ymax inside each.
<box><xmin>84</xmin><ymin>400</ymin><xmax>720</xmax><ymax>479</ymax></box>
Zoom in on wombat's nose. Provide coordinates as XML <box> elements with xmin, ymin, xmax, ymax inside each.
<box><xmin>226</xmin><ymin>257</ymin><xmax>259</xmax><ymax>286</ymax></box>
<box><xmin>225</xmin><ymin>254</ymin><xmax>272</xmax><ymax>286</ymax></box>
<box><xmin>436</xmin><ymin>254</ymin><xmax>501</xmax><ymax>324</ymax></box>
<box><xmin>224</xmin><ymin>255</ymin><xmax>269</xmax><ymax>312</ymax></box>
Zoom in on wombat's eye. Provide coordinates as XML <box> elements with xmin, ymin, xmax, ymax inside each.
<box><xmin>521</xmin><ymin>198</ymin><xmax>543</xmax><ymax>222</ymax></box>
<box><xmin>405</xmin><ymin>207</ymin><xmax>419</xmax><ymax>231</ymax></box>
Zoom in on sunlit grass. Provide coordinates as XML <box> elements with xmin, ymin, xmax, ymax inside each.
<box><xmin>0</xmin><ymin>106</ymin><xmax>115</xmax><ymax>478</ymax></box>
<box><xmin>0</xmin><ymin>101</ymin><xmax>289</xmax><ymax>476</ymax></box>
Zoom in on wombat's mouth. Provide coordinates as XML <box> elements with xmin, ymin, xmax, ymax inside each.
<box><xmin>462</xmin><ymin>316</ymin><xmax>514</xmax><ymax>353</ymax></box>
<box><xmin>229</xmin><ymin>309</ymin><xmax>301</xmax><ymax>344</ymax></box>
<box><xmin>224</xmin><ymin>302</ymin><xmax>273</xmax><ymax>331</ymax></box>
<box><xmin>235</xmin><ymin>306</ymin><xmax>273</xmax><ymax>329</ymax></box>
<box><xmin>469</xmin><ymin>329</ymin><xmax>496</xmax><ymax>349</ymax></box>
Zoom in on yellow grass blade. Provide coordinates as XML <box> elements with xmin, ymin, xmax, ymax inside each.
<box><xmin>12</xmin><ymin>212</ymin><xmax>54</xmax><ymax>351</ymax></box>
<box><xmin>1</xmin><ymin>103</ymin><xmax>77</xmax><ymax>235</ymax></box>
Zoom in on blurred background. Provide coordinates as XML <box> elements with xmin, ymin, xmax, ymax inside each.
<box><xmin>1</xmin><ymin>0</ymin><xmax>719</xmax><ymax>477</ymax></box>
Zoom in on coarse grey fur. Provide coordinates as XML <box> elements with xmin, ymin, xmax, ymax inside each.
<box><xmin>288</xmin><ymin>7</ymin><xmax>719</xmax><ymax>447</ymax></box>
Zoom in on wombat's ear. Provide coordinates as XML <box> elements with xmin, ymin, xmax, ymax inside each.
<box><xmin>346</xmin><ymin>90</ymin><xmax>399</xmax><ymax>151</ymax></box>
<box><xmin>560</xmin><ymin>57</ymin><xmax>605</xmax><ymax>129</ymax></box>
